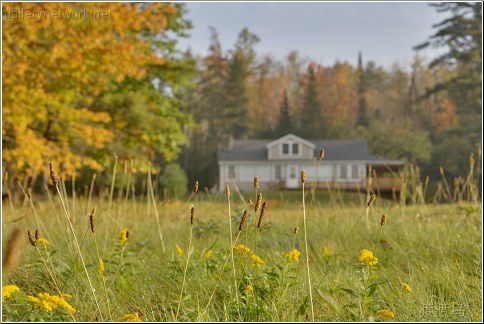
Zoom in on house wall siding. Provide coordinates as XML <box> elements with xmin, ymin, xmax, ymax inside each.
<box><xmin>268</xmin><ymin>142</ymin><xmax>314</xmax><ymax>160</ymax></box>
<box><xmin>219</xmin><ymin>161</ymin><xmax>367</xmax><ymax>191</ymax></box>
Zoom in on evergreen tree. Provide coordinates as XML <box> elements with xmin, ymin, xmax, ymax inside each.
<box><xmin>356</xmin><ymin>52</ymin><xmax>369</xmax><ymax>127</ymax></box>
<box><xmin>274</xmin><ymin>91</ymin><xmax>293</xmax><ymax>137</ymax></box>
<box><xmin>223</xmin><ymin>28</ymin><xmax>260</xmax><ymax>139</ymax></box>
<box><xmin>299</xmin><ymin>64</ymin><xmax>323</xmax><ymax>138</ymax></box>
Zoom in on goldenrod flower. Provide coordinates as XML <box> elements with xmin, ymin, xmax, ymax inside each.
<box><xmin>359</xmin><ymin>249</ymin><xmax>378</xmax><ymax>267</ymax></box>
<box><xmin>120</xmin><ymin>227</ymin><xmax>128</xmax><ymax>245</ymax></box>
<box><xmin>118</xmin><ymin>312</ymin><xmax>142</xmax><ymax>322</ymax></box>
<box><xmin>97</xmin><ymin>259</ymin><xmax>105</xmax><ymax>274</ymax></box>
<box><xmin>27</xmin><ymin>292</ymin><xmax>76</xmax><ymax>313</ymax></box>
<box><xmin>204</xmin><ymin>250</ymin><xmax>213</xmax><ymax>260</ymax></box>
<box><xmin>251</xmin><ymin>254</ymin><xmax>264</xmax><ymax>267</ymax></box>
<box><xmin>376</xmin><ymin>309</ymin><xmax>395</xmax><ymax>319</ymax></box>
<box><xmin>284</xmin><ymin>249</ymin><xmax>301</xmax><ymax>262</ymax></box>
<box><xmin>244</xmin><ymin>285</ymin><xmax>253</xmax><ymax>295</ymax></box>
<box><xmin>2</xmin><ymin>285</ymin><xmax>20</xmax><ymax>302</ymax></box>
<box><xmin>233</xmin><ymin>244</ymin><xmax>252</xmax><ymax>254</ymax></box>
<box><xmin>322</xmin><ymin>246</ymin><xmax>330</xmax><ymax>256</ymax></box>
<box><xmin>37</xmin><ymin>238</ymin><xmax>50</xmax><ymax>247</ymax></box>
<box><xmin>175</xmin><ymin>244</ymin><xmax>183</xmax><ymax>257</ymax></box>
<box><xmin>402</xmin><ymin>283</ymin><xmax>412</xmax><ymax>293</ymax></box>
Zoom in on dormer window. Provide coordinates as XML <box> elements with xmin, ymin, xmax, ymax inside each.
<box><xmin>281</xmin><ymin>141</ymin><xmax>300</xmax><ymax>156</ymax></box>
<box><xmin>282</xmin><ymin>143</ymin><xmax>290</xmax><ymax>155</ymax></box>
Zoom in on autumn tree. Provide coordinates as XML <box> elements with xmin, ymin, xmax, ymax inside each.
<box><xmin>2</xmin><ymin>2</ymin><xmax>193</xmax><ymax>186</ymax></box>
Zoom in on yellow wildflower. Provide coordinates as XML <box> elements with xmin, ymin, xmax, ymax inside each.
<box><xmin>251</xmin><ymin>254</ymin><xmax>264</xmax><ymax>267</ymax></box>
<box><xmin>118</xmin><ymin>312</ymin><xmax>142</xmax><ymax>322</ymax></box>
<box><xmin>376</xmin><ymin>309</ymin><xmax>395</xmax><ymax>319</ymax></box>
<box><xmin>98</xmin><ymin>259</ymin><xmax>105</xmax><ymax>274</ymax></box>
<box><xmin>284</xmin><ymin>249</ymin><xmax>301</xmax><ymax>262</ymax></box>
<box><xmin>204</xmin><ymin>249</ymin><xmax>213</xmax><ymax>260</ymax></box>
<box><xmin>359</xmin><ymin>249</ymin><xmax>378</xmax><ymax>267</ymax></box>
<box><xmin>233</xmin><ymin>244</ymin><xmax>252</xmax><ymax>254</ymax></box>
<box><xmin>27</xmin><ymin>292</ymin><xmax>76</xmax><ymax>313</ymax></box>
<box><xmin>322</xmin><ymin>246</ymin><xmax>330</xmax><ymax>256</ymax></box>
<box><xmin>120</xmin><ymin>227</ymin><xmax>128</xmax><ymax>245</ymax></box>
<box><xmin>2</xmin><ymin>285</ymin><xmax>20</xmax><ymax>302</ymax></box>
<box><xmin>243</xmin><ymin>285</ymin><xmax>253</xmax><ymax>295</ymax></box>
<box><xmin>402</xmin><ymin>283</ymin><xmax>412</xmax><ymax>293</ymax></box>
<box><xmin>37</xmin><ymin>238</ymin><xmax>50</xmax><ymax>247</ymax></box>
<box><xmin>176</xmin><ymin>244</ymin><xmax>183</xmax><ymax>257</ymax></box>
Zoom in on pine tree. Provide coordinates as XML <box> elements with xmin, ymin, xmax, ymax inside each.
<box><xmin>274</xmin><ymin>91</ymin><xmax>293</xmax><ymax>137</ymax></box>
<box><xmin>299</xmin><ymin>64</ymin><xmax>323</xmax><ymax>138</ymax></box>
<box><xmin>223</xmin><ymin>28</ymin><xmax>260</xmax><ymax>139</ymax></box>
<box><xmin>356</xmin><ymin>52</ymin><xmax>369</xmax><ymax>127</ymax></box>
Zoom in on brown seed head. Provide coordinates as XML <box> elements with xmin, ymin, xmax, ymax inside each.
<box><xmin>439</xmin><ymin>166</ymin><xmax>444</xmax><ymax>176</ymax></box>
<box><xmin>190</xmin><ymin>206</ymin><xmax>195</xmax><ymax>225</ymax></box>
<box><xmin>49</xmin><ymin>162</ymin><xmax>59</xmax><ymax>186</ymax></box>
<box><xmin>239</xmin><ymin>210</ymin><xmax>248</xmax><ymax>231</ymax></box>
<box><xmin>300</xmin><ymin>170</ymin><xmax>307</xmax><ymax>183</ymax></box>
<box><xmin>89</xmin><ymin>208</ymin><xmax>96</xmax><ymax>233</ymax></box>
<box><xmin>320</xmin><ymin>148</ymin><xmax>325</xmax><ymax>159</ymax></box>
<box><xmin>470</xmin><ymin>153</ymin><xmax>475</xmax><ymax>168</ymax></box>
<box><xmin>294</xmin><ymin>227</ymin><xmax>299</xmax><ymax>235</ymax></box>
<box><xmin>254</xmin><ymin>176</ymin><xmax>259</xmax><ymax>189</ymax></box>
<box><xmin>35</xmin><ymin>229</ymin><xmax>41</xmax><ymax>240</ymax></box>
<box><xmin>380</xmin><ymin>214</ymin><xmax>387</xmax><ymax>226</ymax></box>
<box><xmin>254</xmin><ymin>193</ymin><xmax>262</xmax><ymax>213</ymax></box>
<box><xmin>257</xmin><ymin>201</ymin><xmax>268</xmax><ymax>229</ymax></box>
<box><xmin>126</xmin><ymin>231</ymin><xmax>129</xmax><ymax>239</ymax></box>
<box><xmin>27</xmin><ymin>230</ymin><xmax>37</xmax><ymax>247</ymax></box>
<box><xmin>193</xmin><ymin>180</ymin><xmax>199</xmax><ymax>193</ymax></box>
<box><xmin>225</xmin><ymin>185</ymin><xmax>231</xmax><ymax>197</ymax></box>
<box><xmin>367</xmin><ymin>194</ymin><xmax>376</xmax><ymax>207</ymax></box>
<box><xmin>204</xmin><ymin>186</ymin><xmax>209</xmax><ymax>194</ymax></box>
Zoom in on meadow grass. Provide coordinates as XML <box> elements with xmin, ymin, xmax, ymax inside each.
<box><xmin>1</xmin><ymin>188</ymin><xmax>482</xmax><ymax>322</ymax></box>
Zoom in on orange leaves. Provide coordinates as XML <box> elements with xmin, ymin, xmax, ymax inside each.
<box><xmin>432</xmin><ymin>99</ymin><xmax>458</xmax><ymax>135</ymax></box>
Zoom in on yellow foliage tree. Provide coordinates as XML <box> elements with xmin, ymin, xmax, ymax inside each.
<box><xmin>2</xmin><ymin>2</ymin><xmax>187</xmax><ymax>181</ymax></box>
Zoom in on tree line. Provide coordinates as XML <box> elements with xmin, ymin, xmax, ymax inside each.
<box><xmin>2</xmin><ymin>2</ymin><xmax>481</xmax><ymax>195</ymax></box>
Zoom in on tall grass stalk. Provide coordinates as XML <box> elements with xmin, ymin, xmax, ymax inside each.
<box><xmin>148</xmin><ymin>165</ymin><xmax>166</xmax><ymax>253</ymax></box>
<box><xmin>201</xmin><ymin>209</ymin><xmax>248</xmax><ymax>320</ymax></box>
<box><xmin>200</xmin><ymin>231</ymin><xmax>242</xmax><ymax>320</ymax></box>
<box><xmin>301</xmin><ymin>170</ymin><xmax>314</xmax><ymax>322</ymax></box>
<box><xmin>33</xmin><ymin>246</ymin><xmax>76</xmax><ymax>321</ymax></box>
<box><xmin>175</xmin><ymin>221</ymin><xmax>194</xmax><ymax>321</ymax></box>
<box><xmin>226</xmin><ymin>185</ymin><xmax>238</xmax><ymax>305</ymax></box>
<box><xmin>51</xmin><ymin>164</ymin><xmax>104</xmax><ymax>320</ymax></box>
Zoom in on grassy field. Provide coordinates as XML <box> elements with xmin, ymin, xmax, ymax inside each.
<box><xmin>1</xmin><ymin>186</ymin><xmax>482</xmax><ymax>322</ymax></box>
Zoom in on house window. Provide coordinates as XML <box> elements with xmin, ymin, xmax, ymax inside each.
<box><xmin>228</xmin><ymin>165</ymin><xmax>236</xmax><ymax>179</ymax></box>
<box><xmin>289</xmin><ymin>166</ymin><xmax>296</xmax><ymax>179</ymax></box>
<box><xmin>292</xmin><ymin>143</ymin><xmax>299</xmax><ymax>155</ymax></box>
<box><xmin>282</xmin><ymin>143</ymin><xmax>289</xmax><ymax>155</ymax></box>
<box><xmin>340</xmin><ymin>165</ymin><xmax>347</xmax><ymax>179</ymax></box>
<box><xmin>351</xmin><ymin>165</ymin><xmax>359</xmax><ymax>179</ymax></box>
<box><xmin>275</xmin><ymin>165</ymin><xmax>282</xmax><ymax>180</ymax></box>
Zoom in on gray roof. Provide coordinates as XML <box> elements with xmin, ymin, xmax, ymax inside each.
<box><xmin>219</xmin><ymin>137</ymin><xmax>391</xmax><ymax>162</ymax></box>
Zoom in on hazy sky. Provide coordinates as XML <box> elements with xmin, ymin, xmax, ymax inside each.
<box><xmin>177</xmin><ymin>2</ymin><xmax>447</xmax><ymax>69</ymax></box>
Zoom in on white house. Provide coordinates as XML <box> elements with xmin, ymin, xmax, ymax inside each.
<box><xmin>218</xmin><ymin>133</ymin><xmax>403</xmax><ymax>192</ymax></box>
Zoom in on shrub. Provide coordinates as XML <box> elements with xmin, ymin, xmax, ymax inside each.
<box><xmin>159</xmin><ymin>164</ymin><xmax>188</xmax><ymax>199</ymax></box>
